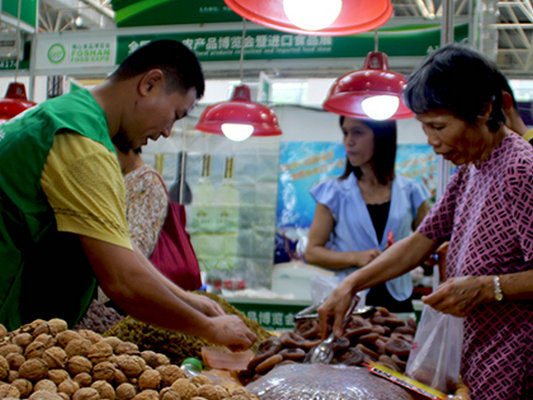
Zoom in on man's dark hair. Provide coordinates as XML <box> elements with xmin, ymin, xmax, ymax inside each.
<box><xmin>109</xmin><ymin>39</ymin><xmax>205</xmax><ymax>99</ymax></box>
<box><xmin>404</xmin><ymin>43</ymin><xmax>506</xmax><ymax>132</ymax></box>
<box><xmin>339</xmin><ymin>116</ymin><xmax>397</xmax><ymax>185</ymax></box>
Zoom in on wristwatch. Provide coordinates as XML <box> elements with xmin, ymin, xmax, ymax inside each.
<box><xmin>493</xmin><ymin>276</ymin><xmax>504</xmax><ymax>301</ymax></box>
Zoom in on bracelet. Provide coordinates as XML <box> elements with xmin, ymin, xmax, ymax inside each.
<box><xmin>493</xmin><ymin>276</ymin><xmax>504</xmax><ymax>302</ymax></box>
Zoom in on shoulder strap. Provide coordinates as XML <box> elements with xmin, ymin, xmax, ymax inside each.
<box><xmin>136</xmin><ymin>168</ymin><xmax>171</xmax><ymax>201</ymax></box>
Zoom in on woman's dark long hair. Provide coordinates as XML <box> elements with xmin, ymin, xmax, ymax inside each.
<box><xmin>338</xmin><ymin>116</ymin><xmax>397</xmax><ymax>185</ymax></box>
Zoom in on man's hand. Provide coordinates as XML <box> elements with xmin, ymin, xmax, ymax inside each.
<box><xmin>205</xmin><ymin>315</ymin><xmax>257</xmax><ymax>351</ymax></box>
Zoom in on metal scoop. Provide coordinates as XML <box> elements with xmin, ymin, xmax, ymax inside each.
<box><xmin>308</xmin><ymin>296</ymin><xmax>368</xmax><ymax>364</ymax></box>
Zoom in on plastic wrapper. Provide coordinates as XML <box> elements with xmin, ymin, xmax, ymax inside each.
<box><xmin>246</xmin><ymin>363</ymin><xmax>414</xmax><ymax>400</ymax></box>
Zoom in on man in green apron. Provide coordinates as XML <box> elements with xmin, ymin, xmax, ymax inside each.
<box><xmin>0</xmin><ymin>39</ymin><xmax>257</xmax><ymax>350</ymax></box>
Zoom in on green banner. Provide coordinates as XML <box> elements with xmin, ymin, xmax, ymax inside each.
<box><xmin>117</xmin><ymin>24</ymin><xmax>469</xmax><ymax>63</ymax></box>
<box><xmin>111</xmin><ymin>0</ymin><xmax>241</xmax><ymax>27</ymax></box>
<box><xmin>2</xmin><ymin>0</ymin><xmax>37</xmax><ymax>27</ymax></box>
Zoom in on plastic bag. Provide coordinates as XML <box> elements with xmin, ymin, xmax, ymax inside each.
<box><xmin>246</xmin><ymin>363</ymin><xmax>414</xmax><ymax>400</ymax></box>
<box><xmin>405</xmin><ymin>304</ymin><xmax>464</xmax><ymax>393</ymax></box>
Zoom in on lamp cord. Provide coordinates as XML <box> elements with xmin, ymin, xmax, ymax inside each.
<box><xmin>374</xmin><ymin>30</ymin><xmax>379</xmax><ymax>52</ymax></box>
<box><xmin>239</xmin><ymin>18</ymin><xmax>246</xmax><ymax>84</ymax></box>
<box><xmin>14</xmin><ymin>0</ymin><xmax>22</xmax><ymax>81</ymax></box>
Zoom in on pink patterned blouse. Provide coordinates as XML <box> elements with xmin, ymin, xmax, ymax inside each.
<box><xmin>417</xmin><ymin>133</ymin><xmax>533</xmax><ymax>400</ymax></box>
<box><xmin>124</xmin><ymin>164</ymin><xmax>168</xmax><ymax>258</ymax></box>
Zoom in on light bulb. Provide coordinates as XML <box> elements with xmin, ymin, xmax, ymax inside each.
<box><xmin>283</xmin><ymin>0</ymin><xmax>342</xmax><ymax>31</ymax></box>
<box><xmin>361</xmin><ymin>95</ymin><xmax>400</xmax><ymax>120</ymax></box>
<box><xmin>221</xmin><ymin>123</ymin><xmax>254</xmax><ymax>141</ymax></box>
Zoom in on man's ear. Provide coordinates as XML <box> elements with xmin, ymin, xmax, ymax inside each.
<box><xmin>138</xmin><ymin>69</ymin><xmax>164</xmax><ymax>96</ymax></box>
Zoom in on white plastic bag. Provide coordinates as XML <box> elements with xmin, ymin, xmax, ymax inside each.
<box><xmin>405</xmin><ymin>304</ymin><xmax>464</xmax><ymax>394</ymax></box>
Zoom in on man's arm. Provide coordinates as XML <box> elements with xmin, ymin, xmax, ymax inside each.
<box><xmin>80</xmin><ymin>236</ymin><xmax>256</xmax><ymax>349</ymax></box>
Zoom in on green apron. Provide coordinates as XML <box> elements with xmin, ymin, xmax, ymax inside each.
<box><xmin>0</xmin><ymin>88</ymin><xmax>116</xmax><ymax>331</ymax></box>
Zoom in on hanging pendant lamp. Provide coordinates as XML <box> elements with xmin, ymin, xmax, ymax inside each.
<box><xmin>195</xmin><ymin>84</ymin><xmax>282</xmax><ymax>141</ymax></box>
<box><xmin>0</xmin><ymin>82</ymin><xmax>37</xmax><ymax>123</ymax></box>
<box><xmin>223</xmin><ymin>0</ymin><xmax>393</xmax><ymax>36</ymax></box>
<box><xmin>323</xmin><ymin>51</ymin><xmax>413</xmax><ymax>120</ymax></box>
<box><xmin>195</xmin><ymin>19</ymin><xmax>282</xmax><ymax>141</ymax></box>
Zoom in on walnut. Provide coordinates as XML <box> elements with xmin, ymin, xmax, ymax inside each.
<box><xmin>197</xmin><ymin>384</ymin><xmax>229</xmax><ymax>400</ymax></box>
<box><xmin>156</xmin><ymin>365</ymin><xmax>187</xmax><ymax>387</ymax></box>
<box><xmin>65</xmin><ymin>339</ymin><xmax>91</xmax><ymax>358</ymax></box>
<box><xmin>191</xmin><ymin>374</ymin><xmax>212</xmax><ymax>386</ymax></box>
<box><xmin>67</xmin><ymin>356</ymin><xmax>92</xmax><ymax>376</ymax></box>
<box><xmin>13</xmin><ymin>332</ymin><xmax>33</xmax><ymax>348</ymax></box>
<box><xmin>48</xmin><ymin>369</ymin><xmax>70</xmax><ymax>385</ymax></box>
<box><xmin>0</xmin><ymin>354</ymin><xmax>9</xmax><ymax>379</ymax></box>
<box><xmin>43</xmin><ymin>347</ymin><xmax>68</xmax><ymax>369</ymax></box>
<box><xmin>30</xmin><ymin>320</ymin><xmax>51</xmax><ymax>337</ymax></box>
<box><xmin>11</xmin><ymin>378</ymin><xmax>33</xmax><ymax>397</ymax></box>
<box><xmin>34</xmin><ymin>378</ymin><xmax>58</xmax><ymax>393</ymax></box>
<box><xmin>28</xmin><ymin>390</ymin><xmax>63</xmax><ymax>400</ymax></box>
<box><xmin>159</xmin><ymin>387</ymin><xmax>181</xmax><ymax>400</ymax></box>
<box><xmin>156</xmin><ymin>353</ymin><xmax>170</xmax><ymax>367</ymax></box>
<box><xmin>76</xmin><ymin>330</ymin><xmax>102</xmax><ymax>344</ymax></box>
<box><xmin>6</xmin><ymin>352</ymin><xmax>25</xmax><ymax>370</ymax></box>
<box><xmin>115</xmin><ymin>382</ymin><xmax>136</xmax><ymax>400</ymax></box>
<box><xmin>8</xmin><ymin>369</ymin><xmax>19</xmax><ymax>383</ymax></box>
<box><xmin>57</xmin><ymin>393</ymin><xmax>70</xmax><ymax>400</ymax></box>
<box><xmin>0</xmin><ymin>343</ymin><xmax>23</xmax><ymax>357</ymax></box>
<box><xmin>35</xmin><ymin>333</ymin><xmax>57</xmax><ymax>349</ymax></box>
<box><xmin>0</xmin><ymin>383</ymin><xmax>20</xmax><ymax>398</ymax></box>
<box><xmin>228</xmin><ymin>395</ymin><xmax>249</xmax><ymax>400</ymax></box>
<box><xmin>92</xmin><ymin>361</ymin><xmax>116</xmax><ymax>382</ymax></box>
<box><xmin>24</xmin><ymin>340</ymin><xmax>46</xmax><ymax>359</ymax></box>
<box><xmin>132</xmin><ymin>389</ymin><xmax>159</xmax><ymax>400</ymax></box>
<box><xmin>138</xmin><ymin>368</ymin><xmax>161</xmax><ymax>391</ymax></box>
<box><xmin>87</xmin><ymin>341</ymin><xmax>113</xmax><ymax>364</ymax></box>
<box><xmin>73</xmin><ymin>372</ymin><xmax>92</xmax><ymax>387</ymax></box>
<box><xmin>56</xmin><ymin>331</ymin><xmax>82</xmax><ymax>348</ymax></box>
<box><xmin>101</xmin><ymin>337</ymin><xmax>122</xmax><ymax>351</ymax></box>
<box><xmin>90</xmin><ymin>380</ymin><xmax>115</xmax><ymax>400</ymax></box>
<box><xmin>140</xmin><ymin>351</ymin><xmax>159</xmax><ymax>369</ymax></box>
<box><xmin>170</xmin><ymin>378</ymin><xmax>198</xmax><ymax>399</ymax></box>
<box><xmin>72</xmin><ymin>387</ymin><xmax>100</xmax><ymax>400</ymax></box>
<box><xmin>0</xmin><ymin>323</ymin><xmax>7</xmax><ymax>339</ymax></box>
<box><xmin>113</xmin><ymin>368</ymin><xmax>128</xmax><ymax>386</ymax></box>
<box><xmin>190</xmin><ymin>397</ymin><xmax>209</xmax><ymax>400</ymax></box>
<box><xmin>114</xmin><ymin>342</ymin><xmax>139</xmax><ymax>356</ymax></box>
<box><xmin>116</xmin><ymin>355</ymin><xmax>145</xmax><ymax>377</ymax></box>
<box><xmin>19</xmin><ymin>358</ymin><xmax>49</xmax><ymax>381</ymax></box>
<box><xmin>229</xmin><ymin>387</ymin><xmax>250</xmax><ymax>397</ymax></box>
<box><xmin>47</xmin><ymin>319</ymin><xmax>68</xmax><ymax>336</ymax></box>
<box><xmin>58</xmin><ymin>379</ymin><xmax>80</xmax><ymax>397</ymax></box>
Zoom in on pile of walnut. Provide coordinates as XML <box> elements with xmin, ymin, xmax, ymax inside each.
<box><xmin>0</xmin><ymin>318</ymin><xmax>260</xmax><ymax>400</ymax></box>
<box><xmin>239</xmin><ymin>306</ymin><xmax>416</xmax><ymax>384</ymax></box>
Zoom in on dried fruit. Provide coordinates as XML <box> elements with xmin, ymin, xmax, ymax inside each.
<box><xmin>72</xmin><ymin>387</ymin><xmax>100</xmax><ymax>400</ymax></box>
<box><xmin>58</xmin><ymin>378</ymin><xmax>80</xmax><ymax>397</ymax></box>
<box><xmin>138</xmin><ymin>369</ymin><xmax>161</xmax><ymax>391</ymax></box>
<box><xmin>43</xmin><ymin>347</ymin><xmax>68</xmax><ymax>369</ymax></box>
<box><xmin>34</xmin><ymin>378</ymin><xmax>58</xmax><ymax>393</ymax></box>
<box><xmin>11</xmin><ymin>378</ymin><xmax>33</xmax><ymax>397</ymax></box>
<box><xmin>115</xmin><ymin>382</ymin><xmax>136</xmax><ymax>400</ymax></box>
<box><xmin>91</xmin><ymin>379</ymin><xmax>115</xmax><ymax>399</ymax></box>
<box><xmin>67</xmin><ymin>356</ymin><xmax>92</xmax><ymax>376</ymax></box>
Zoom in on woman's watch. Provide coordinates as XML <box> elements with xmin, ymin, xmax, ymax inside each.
<box><xmin>493</xmin><ymin>276</ymin><xmax>504</xmax><ymax>301</ymax></box>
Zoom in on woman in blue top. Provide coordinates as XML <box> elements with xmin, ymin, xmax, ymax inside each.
<box><xmin>305</xmin><ymin>116</ymin><xmax>430</xmax><ymax>312</ymax></box>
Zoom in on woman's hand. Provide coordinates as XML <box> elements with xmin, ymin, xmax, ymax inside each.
<box><xmin>205</xmin><ymin>315</ymin><xmax>258</xmax><ymax>351</ymax></box>
<box><xmin>422</xmin><ymin>275</ymin><xmax>493</xmax><ymax>317</ymax></box>
<box><xmin>317</xmin><ymin>281</ymin><xmax>354</xmax><ymax>339</ymax></box>
<box><xmin>352</xmin><ymin>249</ymin><xmax>381</xmax><ymax>267</ymax></box>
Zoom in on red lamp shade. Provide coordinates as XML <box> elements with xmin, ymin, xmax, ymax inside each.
<box><xmin>0</xmin><ymin>82</ymin><xmax>37</xmax><ymax>122</ymax></box>
<box><xmin>323</xmin><ymin>51</ymin><xmax>413</xmax><ymax>120</ymax></box>
<box><xmin>223</xmin><ymin>0</ymin><xmax>392</xmax><ymax>36</ymax></box>
<box><xmin>195</xmin><ymin>85</ymin><xmax>282</xmax><ymax>141</ymax></box>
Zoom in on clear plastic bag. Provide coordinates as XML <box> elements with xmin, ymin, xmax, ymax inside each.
<box><xmin>246</xmin><ymin>363</ymin><xmax>415</xmax><ymax>400</ymax></box>
<box><xmin>405</xmin><ymin>304</ymin><xmax>464</xmax><ymax>394</ymax></box>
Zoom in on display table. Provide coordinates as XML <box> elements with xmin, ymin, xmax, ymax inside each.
<box><xmin>225</xmin><ymin>296</ymin><xmax>312</xmax><ymax>331</ymax></box>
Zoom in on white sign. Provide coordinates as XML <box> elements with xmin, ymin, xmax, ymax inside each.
<box><xmin>35</xmin><ymin>31</ymin><xmax>117</xmax><ymax>75</ymax></box>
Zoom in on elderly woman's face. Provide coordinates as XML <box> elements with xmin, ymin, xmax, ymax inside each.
<box><xmin>415</xmin><ymin>109</ymin><xmax>486</xmax><ymax>165</ymax></box>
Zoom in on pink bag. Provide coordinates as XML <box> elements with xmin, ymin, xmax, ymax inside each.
<box><xmin>141</xmin><ymin>171</ymin><xmax>202</xmax><ymax>291</ymax></box>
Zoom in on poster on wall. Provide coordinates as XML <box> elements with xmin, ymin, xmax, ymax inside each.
<box><xmin>274</xmin><ymin>142</ymin><xmax>437</xmax><ymax>264</ymax></box>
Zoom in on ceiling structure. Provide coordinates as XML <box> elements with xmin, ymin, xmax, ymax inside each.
<box><xmin>1</xmin><ymin>0</ymin><xmax>533</xmax><ymax>78</ymax></box>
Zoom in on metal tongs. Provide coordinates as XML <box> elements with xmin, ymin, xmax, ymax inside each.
<box><xmin>305</xmin><ymin>296</ymin><xmax>375</xmax><ymax>364</ymax></box>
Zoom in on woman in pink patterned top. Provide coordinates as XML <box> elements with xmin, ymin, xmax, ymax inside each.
<box><xmin>317</xmin><ymin>43</ymin><xmax>533</xmax><ymax>399</ymax></box>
